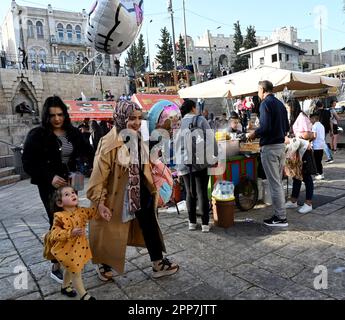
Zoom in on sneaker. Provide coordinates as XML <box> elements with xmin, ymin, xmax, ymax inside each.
<box><xmin>202</xmin><ymin>225</ymin><xmax>210</xmax><ymax>233</ymax></box>
<box><xmin>285</xmin><ymin>201</ymin><xmax>298</xmax><ymax>209</ymax></box>
<box><xmin>152</xmin><ymin>258</ymin><xmax>179</xmax><ymax>279</ymax></box>
<box><xmin>298</xmin><ymin>204</ymin><xmax>313</xmax><ymax>214</ymax></box>
<box><xmin>325</xmin><ymin>159</ymin><xmax>334</xmax><ymax>164</ymax></box>
<box><xmin>188</xmin><ymin>223</ymin><xmax>197</xmax><ymax>231</ymax></box>
<box><xmin>95</xmin><ymin>264</ymin><xmax>114</xmax><ymax>282</ymax></box>
<box><xmin>264</xmin><ymin>215</ymin><xmax>288</xmax><ymax>227</ymax></box>
<box><xmin>315</xmin><ymin>174</ymin><xmax>325</xmax><ymax>181</ymax></box>
<box><xmin>50</xmin><ymin>267</ymin><xmax>63</xmax><ymax>284</ymax></box>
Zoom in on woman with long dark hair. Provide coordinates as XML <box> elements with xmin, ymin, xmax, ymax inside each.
<box><xmin>22</xmin><ymin>95</ymin><xmax>94</xmax><ymax>283</ymax></box>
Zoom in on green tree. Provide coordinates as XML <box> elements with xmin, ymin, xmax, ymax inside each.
<box><xmin>136</xmin><ymin>34</ymin><xmax>146</xmax><ymax>73</ymax></box>
<box><xmin>156</xmin><ymin>27</ymin><xmax>174</xmax><ymax>71</ymax></box>
<box><xmin>177</xmin><ymin>34</ymin><xmax>186</xmax><ymax>66</ymax></box>
<box><xmin>233</xmin><ymin>21</ymin><xmax>243</xmax><ymax>54</ymax></box>
<box><xmin>232</xmin><ymin>21</ymin><xmax>248</xmax><ymax>72</ymax></box>
<box><xmin>243</xmin><ymin>25</ymin><xmax>258</xmax><ymax>50</ymax></box>
<box><xmin>125</xmin><ymin>42</ymin><xmax>138</xmax><ymax>72</ymax></box>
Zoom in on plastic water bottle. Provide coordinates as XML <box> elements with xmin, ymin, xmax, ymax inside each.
<box><xmin>220</xmin><ymin>182</ymin><xmax>227</xmax><ymax>200</ymax></box>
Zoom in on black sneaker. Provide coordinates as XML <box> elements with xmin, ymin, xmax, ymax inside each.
<box><xmin>264</xmin><ymin>215</ymin><xmax>288</xmax><ymax>227</ymax></box>
<box><xmin>50</xmin><ymin>267</ymin><xmax>63</xmax><ymax>284</ymax></box>
<box><xmin>325</xmin><ymin>159</ymin><xmax>334</xmax><ymax>164</ymax></box>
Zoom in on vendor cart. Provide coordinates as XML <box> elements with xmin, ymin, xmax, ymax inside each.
<box><xmin>208</xmin><ymin>142</ymin><xmax>260</xmax><ymax>211</ymax></box>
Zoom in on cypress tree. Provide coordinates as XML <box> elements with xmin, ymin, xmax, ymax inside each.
<box><xmin>156</xmin><ymin>27</ymin><xmax>174</xmax><ymax>71</ymax></box>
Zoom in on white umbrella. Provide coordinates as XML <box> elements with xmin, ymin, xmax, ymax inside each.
<box><xmin>178</xmin><ymin>65</ymin><xmax>341</xmax><ymax>99</ymax></box>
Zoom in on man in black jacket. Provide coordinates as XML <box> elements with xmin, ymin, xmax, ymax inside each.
<box><xmin>248</xmin><ymin>81</ymin><xmax>290</xmax><ymax>227</ymax></box>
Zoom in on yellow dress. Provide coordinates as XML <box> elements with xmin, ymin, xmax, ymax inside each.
<box><xmin>49</xmin><ymin>207</ymin><xmax>98</xmax><ymax>273</ymax></box>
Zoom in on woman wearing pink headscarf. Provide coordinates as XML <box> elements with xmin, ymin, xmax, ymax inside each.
<box><xmin>87</xmin><ymin>101</ymin><xmax>179</xmax><ymax>281</ymax></box>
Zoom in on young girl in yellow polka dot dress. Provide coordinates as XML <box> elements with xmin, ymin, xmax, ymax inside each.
<box><xmin>47</xmin><ymin>186</ymin><xmax>111</xmax><ymax>300</ymax></box>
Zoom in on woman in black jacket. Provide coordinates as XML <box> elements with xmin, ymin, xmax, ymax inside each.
<box><xmin>22</xmin><ymin>96</ymin><xmax>94</xmax><ymax>284</ymax></box>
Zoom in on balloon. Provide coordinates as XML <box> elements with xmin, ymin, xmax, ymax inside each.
<box><xmin>147</xmin><ymin>100</ymin><xmax>182</xmax><ymax>135</ymax></box>
<box><xmin>86</xmin><ymin>0</ymin><xmax>144</xmax><ymax>55</ymax></box>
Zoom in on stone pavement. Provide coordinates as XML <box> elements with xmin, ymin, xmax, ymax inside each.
<box><xmin>0</xmin><ymin>150</ymin><xmax>345</xmax><ymax>301</ymax></box>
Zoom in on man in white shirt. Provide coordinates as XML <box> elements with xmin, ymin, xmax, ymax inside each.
<box><xmin>311</xmin><ymin>113</ymin><xmax>326</xmax><ymax>180</ymax></box>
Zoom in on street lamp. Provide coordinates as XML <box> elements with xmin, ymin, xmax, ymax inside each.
<box><xmin>167</xmin><ymin>0</ymin><xmax>177</xmax><ymax>70</ymax></box>
<box><xmin>207</xmin><ymin>26</ymin><xmax>221</xmax><ymax>74</ymax></box>
<box><xmin>146</xmin><ymin>19</ymin><xmax>153</xmax><ymax>72</ymax></box>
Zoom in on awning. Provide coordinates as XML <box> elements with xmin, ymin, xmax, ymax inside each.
<box><xmin>178</xmin><ymin>65</ymin><xmax>342</xmax><ymax>99</ymax></box>
<box><xmin>65</xmin><ymin>100</ymin><xmax>116</xmax><ymax>121</ymax></box>
<box><xmin>131</xmin><ymin>94</ymin><xmax>184</xmax><ymax>111</ymax></box>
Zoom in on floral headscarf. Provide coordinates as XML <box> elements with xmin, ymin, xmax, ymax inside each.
<box><xmin>113</xmin><ymin>101</ymin><xmax>142</xmax><ymax>213</ymax></box>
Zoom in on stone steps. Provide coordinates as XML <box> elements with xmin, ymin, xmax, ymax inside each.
<box><xmin>0</xmin><ymin>167</ymin><xmax>15</xmax><ymax>178</ymax></box>
<box><xmin>0</xmin><ymin>155</ymin><xmax>14</xmax><ymax>168</ymax></box>
<box><xmin>0</xmin><ymin>174</ymin><xmax>21</xmax><ymax>187</ymax></box>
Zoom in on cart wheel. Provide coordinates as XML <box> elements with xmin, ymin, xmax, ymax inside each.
<box><xmin>234</xmin><ymin>178</ymin><xmax>258</xmax><ymax>212</ymax></box>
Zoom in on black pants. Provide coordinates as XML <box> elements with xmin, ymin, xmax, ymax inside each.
<box><xmin>38</xmin><ymin>184</ymin><xmax>58</xmax><ymax>264</ymax></box>
<box><xmin>182</xmin><ymin>168</ymin><xmax>210</xmax><ymax>226</ymax></box>
<box><xmin>37</xmin><ymin>184</ymin><xmax>56</xmax><ymax>228</ymax></box>
<box><xmin>135</xmin><ymin>184</ymin><xmax>164</xmax><ymax>262</ymax></box>
<box><xmin>313</xmin><ymin>149</ymin><xmax>324</xmax><ymax>175</ymax></box>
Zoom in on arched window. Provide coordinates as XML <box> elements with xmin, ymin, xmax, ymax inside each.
<box><xmin>36</xmin><ymin>21</ymin><xmax>44</xmax><ymax>38</ymax></box>
<box><xmin>75</xmin><ymin>25</ymin><xmax>81</xmax><ymax>41</ymax></box>
<box><xmin>27</xmin><ymin>20</ymin><xmax>34</xmax><ymax>38</ymax></box>
<box><xmin>59</xmin><ymin>51</ymin><xmax>67</xmax><ymax>66</ymax></box>
<box><xmin>57</xmin><ymin>23</ymin><xmax>64</xmax><ymax>39</ymax></box>
<box><xmin>39</xmin><ymin>49</ymin><xmax>46</xmax><ymax>63</ymax></box>
<box><xmin>28</xmin><ymin>49</ymin><xmax>37</xmax><ymax>62</ymax></box>
<box><xmin>66</xmin><ymin>24</ymin><xmax>73</xmax><ymax>40</ymax></box>
<box><xmin>198</xmin><ymin>57</ymin><xmax>202</xmax><ymax>65</ymax></box>
<box><xmin>68</xmin><ymin>51</ymin><xmax>76</xmax><ymax>64</ymax></box>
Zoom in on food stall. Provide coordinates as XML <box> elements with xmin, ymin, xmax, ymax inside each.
<box><xmin>131</xmin><ymin>93</ymin><xmax>184</xmax><ymax>111</ymax></box>
<box><xmin>65</xmin><ymin>100</ymin><xmax>116</xmax><ymax>121</ymax></box>
<box><xmin>179</xmin><ymin>66</ymin><xmax>342</xmax><ymax>211</ymax></box>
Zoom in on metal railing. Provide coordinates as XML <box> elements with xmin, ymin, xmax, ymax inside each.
<box><xmin>0</xmin><ymin>53</ymin><xmax>126</xmax><ymax>77</ymax></box>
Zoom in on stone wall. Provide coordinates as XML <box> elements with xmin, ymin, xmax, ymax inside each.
<box><xmin>0</xmin><ymin>69</ymin><xmax>128</xmax><ymax>156</ymax></box>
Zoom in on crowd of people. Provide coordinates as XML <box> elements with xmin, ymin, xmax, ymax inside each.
<box><xmin>21</xmin><ymin>83</ymin><xmax>342</xmax><ymax>299</ymax></box>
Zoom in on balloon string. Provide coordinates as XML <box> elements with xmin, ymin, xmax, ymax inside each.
<box><xmin>77</xmin><ymin>52</ymin><xmax>102</xmax><ymax>75</ymax></box>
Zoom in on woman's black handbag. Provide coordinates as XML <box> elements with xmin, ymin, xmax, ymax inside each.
<box><xmin>302</xmin><ymin>149</ymin><xmax>317</xmax><ymax>176</ymax></box>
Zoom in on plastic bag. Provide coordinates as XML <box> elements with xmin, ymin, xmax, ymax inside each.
<box><xmin>212</xmin><ymin>181</ymin><xmax>235</xmax><ymax>202</ymax></box>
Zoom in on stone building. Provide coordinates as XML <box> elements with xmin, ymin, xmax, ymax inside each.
<box><xmin>1</xmin><ymin>0</ymin><xmax>118</xmax><ymax>74</ymax></box>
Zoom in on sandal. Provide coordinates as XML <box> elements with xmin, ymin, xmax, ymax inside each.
<box><xmin>61</xmin><ymin>286</ymin><xmax>77</xmax><ymax>298</ymax></box>
<box><xmin>80</xmin><ymin>292</ymin><xmax>96</xmax><ymax>300</ymax></box>
<box><xmin>152</xmin><ymin>258</ymin><xmax>179</xmax><ymax>279</ymax></box>
<box><xmin>95</xmin><ymin>264</ymin><xmax>114</xmax><ymax>282</ymax></box>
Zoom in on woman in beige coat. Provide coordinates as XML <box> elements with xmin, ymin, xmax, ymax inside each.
<box><xmin>87</xmin><ymin>101</ymin><xmax>179</xmax><ymax>281</ymax></box>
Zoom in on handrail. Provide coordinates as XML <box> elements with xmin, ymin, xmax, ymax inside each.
<box><xmin>0</xmin><ymin>140</ymin><xmax>22</xmax><ymax>149</ymax></box>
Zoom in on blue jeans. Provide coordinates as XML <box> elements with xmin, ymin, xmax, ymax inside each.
<box><xmin>324</xmin><ymin>135</ymin><xmax>333</xmax><ymax>160</ymax></box>
<box><xmin>292</xmin><ymin>174</ymin><xmax>314</xmax><ymax>202</ymax></box>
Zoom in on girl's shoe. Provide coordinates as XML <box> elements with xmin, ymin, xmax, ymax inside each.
<box><xmin>285</xmin><ymin>201</ymin><xmax>298</xmax><ymax>209</ymax></box>
<box><xmin>80</xmin><ymin>292</ymin><xmax>96</xmax><ymax>300</ymax></box>
<box><xmin>95</xmin><ymin>264</ymin><xmax>114</xmax><ymax>282</ymax></box>
<box><xmin>298</xmin><ymin>204</ymin><xmax>313</xmax><ymax>214</ymax></box>
<box><xmin>202</xmin><ymin>225</ymin><xmax>210</xmax><ymax>233</ymax></box>
<box><xmin>152</xmin><ymin>258</ymin><xmax>179</xmax><ymax>279</ymax></box>
<box><xmin>61</xmin><ymin>286</ymin><xmax>77</xmax><ymax>298</ymax></box>
<box><xmin>188</xmin><ymin>223</ymin><xmax>197</xmax><ymax>231</ymax></box>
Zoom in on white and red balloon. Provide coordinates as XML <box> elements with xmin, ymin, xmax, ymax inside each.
<box><xmin>86</xmin><ymin>0</ymin><xmax>144</xmax><ymax>55</ymax></box>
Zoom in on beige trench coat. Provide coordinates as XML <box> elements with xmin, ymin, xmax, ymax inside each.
<box><xmin>86</xmin><ymin>128</ymin><xmax>166</xmax><ymax>274</ymax></box>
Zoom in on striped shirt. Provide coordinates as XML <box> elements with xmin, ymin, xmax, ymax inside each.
<box><xmin>57</xmin><ymin>135</ymin><xmax>73</xmax><ymax>165</ymax></box>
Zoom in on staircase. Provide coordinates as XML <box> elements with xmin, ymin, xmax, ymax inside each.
<box><xmin>0</xmin><ymin>155</ymin><xmax>21</xmax><ymax>187</ymax></box>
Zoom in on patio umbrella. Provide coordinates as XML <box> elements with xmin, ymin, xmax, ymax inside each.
<box><xmin>178</xmin><ymin>65</ymin><xmax>342</xmax><ymax>99</ymax></box>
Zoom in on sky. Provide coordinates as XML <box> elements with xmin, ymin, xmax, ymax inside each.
<box><xmin>1</xmin><ymin>0</ymin><xmax>344</xmax><ymax>62</ymax></box>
